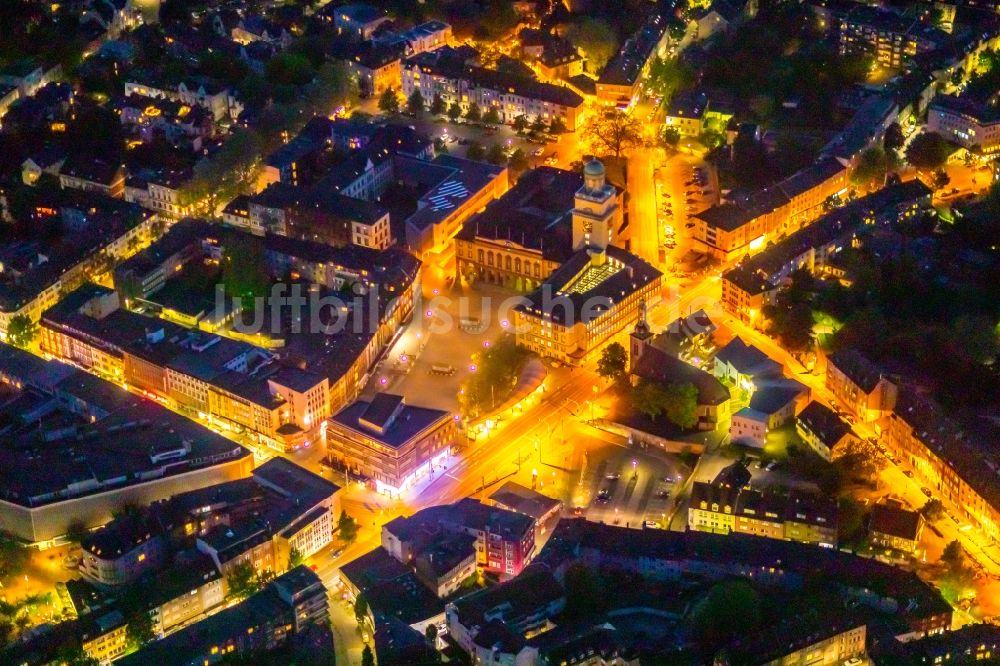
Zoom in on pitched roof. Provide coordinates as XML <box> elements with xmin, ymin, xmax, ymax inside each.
<box><xmin>633</xmin><ymin>347</ymin><xmax>730</xmax><ymax>406</ymax></box>
<box><xmin>715</xmin><ymin>337</ymin><xmax>780</xmax><ymax>377</ymax></box>
<box><xmin>828</xmin><ymin>349</ymin><xmax>886</xmax><ymax>393</ymax></box>
<box><xmin>796</xmin><ymin>401</ymin><xmax>850</xmax><ymax>449</ymax></box>
<box><xmin>869</xmin><ymin>503</ymin><xmax>922</xmax><ymax>541</ymax></box>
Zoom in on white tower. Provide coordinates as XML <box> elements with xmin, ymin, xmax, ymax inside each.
<box><xmin>572</xmin><ymin>160</ymin><xmax>619</xmax><ymax>253</ymax></box>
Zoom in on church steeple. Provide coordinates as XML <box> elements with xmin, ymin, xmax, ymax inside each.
<box><xmin>629</xmin><ymin>298</ymin><xmax>652</xmax><ymax>375</ymax></box>
<box><xmin>633</xmin><ymin>298</ymin><xmax>652</xmax><ymax>340</ymax></box>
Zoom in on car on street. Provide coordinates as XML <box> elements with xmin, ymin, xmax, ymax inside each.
<box><xmin>921</xmin><ymin>487</ymin><xmax>933</xmax><ymax>497</ymax></box>
<box><xmin>544</xmin><ymin>156</ymin><xmax>558</xmax><ymax>166</ymax></box>
<box><xmin>332</xmin><ymin>548</ymin><xmax>343</xmax><ymax>558</ymax></box>
<box><xmin>596</xmin><ymin>490</ymin><xmax>611</xmax><ymax>503</ymax></box>
<box><xmin>605</xmin><ymin>472</ymin><xmax>621</xmax><ymax>480</ymax></box>
<box><xmin>655</xmin><ymin>490</ymin><xmax>669</xmax><ymax>499</ymax></box>
<box><xmin>904</xmin><ymin>470</ymin><xmax>913</xmax><ymax>478</ymax></box>
<box><xmin>532</xmin><ymin>147</ymin><xmax>544</xmax><ymax>156</ymax></box>
<box><xmin>643</xmin><ymin>520</ymin><xmax>661</xmax><ymax>529</ymax></box>
<box><xmin>765</xmin><ymin>460</ymin><xmax>779</xmax><ymax>471</ymax></box>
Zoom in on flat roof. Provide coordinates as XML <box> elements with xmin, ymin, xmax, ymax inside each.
<box><xmin>515</xmin><ymin>246</ymin><xmax>661</xmax><ymax>326</ymax></box>
<box><xmin>456</xmin><ymin>167</ymin><xmax>581</xmax><ymax>264</ymax></box>
<box><xmin>330</xmin><ymin>398</ymin><xmax>450</xmax><ymax>449</ymax></box>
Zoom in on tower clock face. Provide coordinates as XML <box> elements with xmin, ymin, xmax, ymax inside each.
<box><xmin>582</xmin><ymin>221</ymin><xmax>593</xmax><ymax>233</ymax></box>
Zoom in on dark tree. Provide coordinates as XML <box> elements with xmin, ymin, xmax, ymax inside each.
<box><xmin>378</xmin><ymin>88</ymin><xmax>400</xmax><ymax>114</ymax></box>
<box><xmin>430</xmin><ymin>93</ymin><xmax>446</xmax><ymax>115</ymax></box>
<box><xmin>906</xmin><ymin>132</ymin><xmax>951</xmax><ymax>169</ymax></box>
<box><xmin>883</xmin><ymin>122</ymin><xmax>905</xmax><ymax>152</ymax></box>
<box><xmin>597</xmin><ymin>342</ymin><xmax>628</xmax><ymax>382</ymax></box>
<box><xmin>465</xmin><ymin>102</ymin><xmax>482</xmax><ymax>122</ymax></box>
<box><xmin>466</xmin><ymin>142</ymin><xmax>486</xmax><ymax>161</ymax></box>
<box><xmin>407</xmin><ymin>89</ymin><xmax>425</xmax><ymax>115</ymax></box>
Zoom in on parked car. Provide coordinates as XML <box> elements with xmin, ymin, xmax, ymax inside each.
<box><xmin>921</xmin><ymin>487</ymin><xmax>933</xmax><ymax>497</ymax></box>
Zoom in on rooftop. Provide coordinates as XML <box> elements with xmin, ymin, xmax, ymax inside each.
<box><xmin>516</xmin><ymin>247</ymin><xmax>662</xmax><ymax>326</ymax></box>
<box><xmin>0</xmin><ymin>346</ymin><xmax>249</xmax><ymax>511</ymax></box>
<box><xmin>404</xmin><ymin>50</ymin><xmax>584</xmax><ymax>108</ymax></box>
<box><xmin>488</xmin><ymin>481</ymin><xmax>561</xmax><ymax>521</ymax></box>
<box><xmin>796</xmin><ymin>401</ymin><xmax>851</xmax><ymax>449</ymax></box>
<box><xmin>456</xmin><ymin>166</ymin><xmax>582</xmax><ymax>264</ymax></box>
<box><xmin>869</xmin><ymin>503</ymin><xmax>923</xmax><ymax>541</ymax></box>
<box><xmin>329</xmin><ymin>396</ymin><xmax>451</xmax><ymax>449</ymax></box>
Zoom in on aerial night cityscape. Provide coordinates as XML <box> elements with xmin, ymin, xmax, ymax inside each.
<box><xmin>0</xmin><ymin>0</ymin><xmax>999</xmax><ymax>664</ymax></box>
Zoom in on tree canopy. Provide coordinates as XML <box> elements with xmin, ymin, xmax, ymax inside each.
<box><xmin>597</xmin><ymin>342</ymin><xmax>628</xmax><ymax>382</ymax></box>
<box><xmin>567</xmin><ymin>18</ymin><xmax>619</xmax><ymax>74</ymax></box>
<box><xmin>906</xmin><ymin>132</ymin><xmax>952</xmax><ymax>170</ymax></box>
<box><xmin>584</xmin><ymin>108</ymin><xmax>643</xmax><ymax>158</ymax></box>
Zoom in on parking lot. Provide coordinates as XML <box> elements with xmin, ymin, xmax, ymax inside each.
<box><xmin>577</xmin><ymin>445</ymin><xmax>688</xmax><ymax>530</ymax></box>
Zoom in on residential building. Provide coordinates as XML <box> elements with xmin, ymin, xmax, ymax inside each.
<box><xmin>79</xmin><ymin>610</ymin><xmax>128</xmax><ymax>665</ymax></box>
<box><xmin>339</xmin><ymin>546</ymin><xmax>445</xmax><ymax>630</ymax></box>
<box><xmin>690</xmin><ymin>0</ymin><xmax>756</xmax><ymax>40</ymax></box>
<box><xmin>885</xmin><ymin>389</ymin><xmax>1000</xmax><ymax>543</ymax></box>
<box><xmin>446</xmin><ymin>565</ymin><xmax>565</xmax><ymax>662</ymax></box>
<box><xmin>796</xmin><ymin>400</ymin><xmax>853</xmax><ymax>460</ymax></box>
<box><xmin>664</xmin><ymin>90</ymin><xmax>709</xmax><ymax>137</ymax></box>
<box><xmin>692</xmin><ymin>158</ymin><xmax>848</xmax><ymax>260</ymax></box>
<box><xmin>80</xmin><ymin>513</ymin><xmax>168</xmax><ymax>587</ymax></box>
<box><xmin>124</xmin><ymin>78</ymin><xmax>240</xmax><ymax>122</ymax></box>
<box><xmin>331</xmin><ymin>41</ymin><xmax>405</xmax><ymax>98</ymax></box>
<box><xmin>120</xmin><ymin>566</ymin><xmax>328</xmax><ymax>666</ymax></box>
<box><xmin>21</xmin><ymin>148</ymin><xmax>67</xmax><ymax>186</ymax></box>
<box><xmin>839</xmin><ymin>6</ymin><xmax>948</xmax><ymax>68</ymax></box>
<box><xmin>729</xmin><ymin>407</ymin><xmax>769</xmax><ymax>447</ymax></box>
<box><xmin>488</xmin><ymin>482</ymin><xmax>562</xmax><ymax>534</ymax></box>
<box><xmin>689</xmin><ymin>481</ymin><xmax>838</xmax><ymax>547</ymax></box>
<box><xmin>736</xmin><ymin>622</ymin><xmax>867</xmax><ymax>666</ymax></box>
<box><xmin>113</xmin><ymin>93</ymin><xmax>216</xmax><ymax>148</ymax></box>
<box><xmin>825</xmin><ymin>349</ymin><xmax>897</xmax><ymax>422</ymax></box>
<box><xmin>383</xmin><ymin>498</ymin><xmax>537</xmax><ymax>578</ymax></box>
<box><xmin>58</xmin><ymin>155</ymin><xmax>126</xmax><ymax>198</ymax></box>
<box><xmin>188</xmin><ymin>458</ymin><xmax>341</xmax><ymax>574</ymax></box>
<box><xmin>326</xmin><ymin>393</ymin><xmax>456</xmax><ymax>494</ymax></box>
<box><xmin>927</xmin><ymin>94</ymin><xmax>1000</xmax><ymax>154</ymax></box>
<box><xmin>894</xmin><ymin>624</ymin><xmax>1000</xmax><ymax>664</ymax></box>
<box><xmin>402</xmin><ymin>46</ymin><xmax>586</xmax><ymax>130</ymax></box>
<box><xmin>143</xmin><ymin>554</ymin><xmax>227</xmax><ymax>636</ymax></box>
<box><xmin>324</xmin><ymin>2</ymin><xmax>390</xmax><ymax>40</ymax></box>
<box><xmin>0</xmin><ymin>191</ymin><xmax>159</xmax><ymax>338</ymax></box>
<box><xmin>596</xmin><ymin>14</ymin><xmax>670</xmax><ymax>108</ymax></box>
<box><xmin>869</xmin><ymin>501</ymin><xmax>925</xmax><ymax>554</ymax></box>
<box><xmin>822</xmin><ymin>92</ymin><xmax>900</xmax><ymax>166</ymax></box>
<box><xmin>536</xmin><ymin>40</ymin><xmax>584</xmax><ymax>81</ymax></box>
<box><xmin>543</xmin><ymin>519</ymin><xmax>951</xmax><ymax>641</ymax></box>
<box><xmin>124</xmin><ymin>168</ymin><xmax>194</xmax><ymax>219</ymax></box>
<box><xmin>721</xmin><ymin>181</ymin><xmax>932</xmax><ymax>323</ymax></box>
<box><xmin>231</xmin><ymin>17</ymin><xmax>292</xmax><ymax>49</ymax></box>
<box><xmin>398</xmin><ymin>21</ymin><xmax>453</xmax><ymax>56</ymax></box>
<box><xmin>713</xmin><ymin>336</ymin><xmax>781</xmax><ymax>390</ymax></box>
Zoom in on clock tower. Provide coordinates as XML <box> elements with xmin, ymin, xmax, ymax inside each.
<box><xmin>572</xmin><ymin>159</ymin><xmax>619</xmax><ymax>253</ymax></box>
